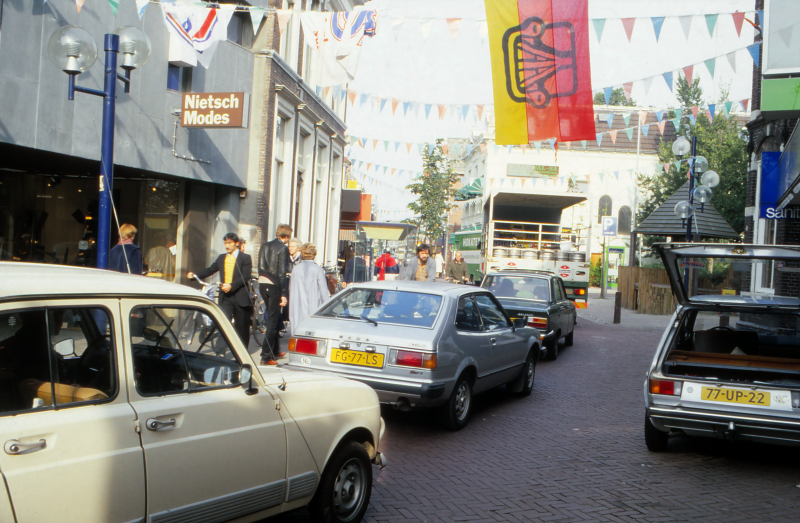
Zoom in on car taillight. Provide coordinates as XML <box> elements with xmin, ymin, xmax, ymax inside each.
<box><xmin>527</xmin><ymin>317</ymin><xmax>547</xmax><ymax>329</ymax></box>
<box><xmin>390</xmin><ymin>349</ymin><xmax>437</xmax><ymax>369</ymax></box>
<box><xmin>289</xmin><ymin>337</ymin><xmax>327</xmax><ymax>357</ymax></box>
<box><xmin>649</xmin><ymin>378</ymin><xmax>682</xmax><ymax>396</ymax></box>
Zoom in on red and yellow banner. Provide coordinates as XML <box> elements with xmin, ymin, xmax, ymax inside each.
<box><xmin>485</xmin><ymin>0</ymin><xmax>595</xmax><ymax>145</ymax></box>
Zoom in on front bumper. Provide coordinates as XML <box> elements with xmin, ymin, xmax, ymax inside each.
<box><xmin>648</xmin><ymin>405</ymin><xmax>800</xmax><ymax>447</ymax></box>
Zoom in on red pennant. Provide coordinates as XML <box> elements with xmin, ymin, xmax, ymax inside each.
<box><xmin>683</xmin><ymin>65</ymin><xmax>693</xmax><ymax>85</ymax></box>
<box><xmin>663</xmin><ymin>163</ymin><xmax>670</xmax><ymax>173</ymax></box>
<box><xmin>621</xmin><ymin>18</ymin><xmax>636</xmax><ymax>42</ymax></box>
<box><xmin>741</xmin><ymin>99</ymin><xmax>749</xmax><ymax>112</ymax></box>
<box><xmin>691</xmin><ymin>106</ymin><xmax>699</xmax><ymax>118</ymax></box>
<box><xmin>623</xmin><ymin>82</ymin><xmax>633</xmax><ymax>103</ymax></box>
<box><xmin>731</xmin><ymin>12</ymin><xmax>745</xmax><ymax>37</ymax></box>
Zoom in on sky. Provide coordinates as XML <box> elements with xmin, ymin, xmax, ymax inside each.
<box><xmin>344</xmin><ymin>0</ymin><xmax>758</xmax><ymax>217</ymax></box>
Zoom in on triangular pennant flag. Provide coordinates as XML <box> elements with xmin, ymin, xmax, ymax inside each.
<box><xmin>420</xmin><ymin>19</ymin><xmax>434</xmax><ymax>41</ymax></box>
<box><xmin>671</xmin><ymin>117</ymin><xmax>681</xmax><ymax>130</ymax></box>
<box><xmin>683</xmin><ymin>65</ymin><xmax>694</xmax><ymax>85</ymax></box>
<box><xmin>277</xmin><ymin>10</ymin><xmax>292</xmax><ymax>36</ymax></box>
<box><xmin>778</xmin><ymin>26</ymin><xmax>793</xmax><ymax>48</ymax></box>
<box><xmin>136</xmin><ymin>0</ymin><xmax>148</xmax><ymax>19</ymax></box>
<box><xmin>676</xmin><ymin>108</ymin><xmax>683</xmax><ymax>120</ymax></box>
<box><xmin>623</xmin><ymin>82</ymin><xmax>633</xmax><ymax>103</ymax></box>
<box><xmin>534</xmin><ymin>141</ymin><xmax>542</xmax><ymax>152</ymax></box>
<box><xmin>599</xmin><ymin>173</ymin><xmax>604</xmax><ymax>182</ymax></box>
<box><xmin>107</xmin><ymin>0</ymin><xmax>119</xmax><ymax>16</ymax></box>
<box><xmin>378</xmin><ymin>97</ymin><xmax>386</xmax><ymax>112</ymax></box>
<box><xmin>741</xmin><ymin>99</ymin><xmax>749</xmax><ymax>112</ymax></box>
<box><xmin>638</xmin><ymin>111</ymin><xmax>648</xmax><ymax>125</ymax></box>
<box><xmin>360</xmin><ymin>138</ymin><xmax>367</xmax><ymax>148</ymax></box>
<box><xmin>507</xmin><ymin>145</ymin><xmax>513</xmax><ymax>154</ymax></box>
<box><xmin>480</xmin><ymin>143</ymin><xmax>486</xmax><ymax>154</ymax></box>
<box><xmin>477</xmin><ymin>105</ymin><xmax>485</xmax><ymax>120</ymax></box>
<box><xmin>367</xmin><ymin>163</ymin><xmax>372</xmax><ymax>170</ymax></box>
<box><xmin>731</xmin><ymin>12</ymin><xmax>745</xmax><ymax>37</ymax></box>
<box><xmin>623</xmin><ymin>113</ymin><xmax>632</xmax><ymax>126</ymax></box>
<box><xmin>679</xmin><ymin>16</ymin><xmax>693</xmax><ymax>40</ymax></box>
<box><xmin>758</xmin><ymin>10</ymin><xmax>765</xmax><ymax>27</ymax></box>
<box><xmin>726</xmin><ymin>51</ymin><xmax>737</xmax><ymax>72</ymax></box>
<box><xmin>657</xmin><ymin>120</ymin><xmax>666</xmax><ymax>135</ymax></box>
<box><xmin>663</xmin><ymin>163</ymin><xmax>671</xmax><ymax>173</ymax></box>
<box><xmin>609</xmin><ymin>130</ymin><xmax>618</xmax><ymax>144</ymax></box>
<box><xmin>442</xmin><ymin>144</ymin><xmax>449</xmax><ymax>155</ymax></box>
<box><xmin>392</xmin><ymin>98</ymin><xmax>400</xmax><ymax>115</ymax></box>
<box><xmin>76</xmin><ymin>0</ymin><xmax>85</xmax><ymax>13</ymax></box>
<box><xmin>605</xmin><ymin>113</ymin><xmax>614</xmax><ymax>128</ymax></box>
<box><xmin>323</xmin><ymin>87</ymin><xmax>330</xmax><ymax>98</ymax></box>
<box><xmin>651</xmin><ymin>17</ymin><xmax>665</xmax><ymax>41</ymax></box>
<box><xmin>689</xmin><ymin>113</ymin><xmax>697</xmax><ymax>126</ymax></box>
<box><xmin>643</xmin><ymin>76</ymin><xmax>654</xmax><ymax>94</ymax></box>
<box><xmin>613</xmin><ymin>171</ymin><xmax>620</xmax><ymax>180</ymax></box>
<box><xmin>708</xmin><ymin>104</ymin><xmax>716</xmax><ymax>120</ymax></box>
<box><xmin>438</xmin><ymin>105</ymin><xmax>447</xmax><ymax>120</ymax></box>
<box><xmin>424</xmin><ymin>104</ymin><xmax>432</xmax><ymax>119</ymax></box>
<box><xmin>747</xmin><ymin>42</ymin><xmax>761</xmax><ymax>68</ymax></box>
<box><xmin>348</xmin><ymin>90</ymin><xmax>357</xmax><ymax>105</ymax></box>
<box><xmin>656</xmin><ymin>110</ymin><xmax>664</xmax><ymax>122</ymax></box>
<box><xmin>403</xmin><ymin>102</ymin><xmax>410</xmax><ymax>116</ymax></box>
<box><xmin>372</xmin><ymin>139</ymin><xmax>378</xmax><ymax>150</ymax></box>
<box><xmin>383</xmin><ymin>140</ymin><xmax>390</xmax><ymax>151</ymax></box>
<box><xmin>249</xmin><ymin>8</ymin><xmax>265</xmax><ymax>33</ymax></box>
<box><xmin>625</xmin><ymin>128</ymin><xmax>633</xmax><ymax>140</ymax></box>
<box><xmin>642</xmin><ymin>124</ymin><xmax>650</xmax><ymax>137</ymax></box>
<box><xmin>723</xmin><ymin>101</ymin><xmax>732</xmax><ymax>116</ymax></box>
<box><xmin>359</xmin><ymin>93</ymin><xmax>368</xmax><ymax>106</ymax></box>
<box><xmin>462</xmin><ymin>105</ymin><xmax>470</xmax><ymax>120</ymax></box>
<box><xmin>596</xmin><ymin>133</ymin><xmax>604</xmax><ymax>147</ymax></box>
<box><xmin>705</xmin><ymin>108</ymin><xmax>713</xmax><ymax>122</ymax></box>
<box><xmin>621</xmin><ymin>18</ymin><xmax>636</xmax><ymax>42</ymax></box>
<box><xmin>478</xmin><ymin>20</ymin><xmax>488</xmax><ymax>46</ymax></box>
<box><xmin>705</xmin><ymin>14</ymin><xmax>718</xmax><ymax>37</ymax></box>
<box><xmin>394</xmin><ymin>142</ymin><xmax>400</xmax><ymax>152</ymax></box>
<box><xmin>406</xmin><ymin>143</ymin><xmax>413</xmax><ymax>153</ymax></box>
<box><xmin>593</xmin><ymin>18</ymin><xmax>606</xmax><ymax>41</ymax></box>
<box><xmin>548</xmin><ymin>139</ymin><xmax>556</xmax><ymax>151</ymax></box>
<box><xmin>383</xmin><ymin>166</ymin><xmax>388</xmax><ymax>175</ymax></box>
<box><xmin>704</xmin><ymin>57</ymin><xmax>716</xmax><ymax>78</ymax></box>
<box><xmin>603</xmin><ymin>86</ymin><xmax>613</xmax><ymax>106</ymax></box>
<box><xmin>391</xmin><ymin>19</ymin><xmax>405</xmax><ymax>41</ymax></box>
<box><xmin>581</xmin><ymin>140</ymin><xmax>587</xmax><ymax>150</ymax></box>
<box><xmin>663</xmin><ymin>71</ymin><xmax>673</xmax><ymax>92</ymax></box>
<box><xmin>446</xmin><ymin>18</ymin><xmax>462</xmax><ymax>42</ymax></box>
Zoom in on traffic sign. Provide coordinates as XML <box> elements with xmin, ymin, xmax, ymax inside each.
<box><xmin>602</xmin><ymin>216</ymin><xmax>618</xmax><ymax>236</ymax></box>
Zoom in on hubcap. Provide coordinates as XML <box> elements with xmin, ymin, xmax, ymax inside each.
<box><xmin>526</xmin><ymin>361</ymin><xmax>535</xmax><ymax>389</ymax></box>
<box><xmin>332</xmin><ymin>458</ymin><xmax>366</xmax><ymax>521</ymax></box>
<box><xmin>454</xmin><ymin>382</ymin><xmax>471</xmax><ymax>421</ymax></box>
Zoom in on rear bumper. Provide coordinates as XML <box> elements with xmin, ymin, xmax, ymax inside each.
<box><xmin>648</xmin><ymin>406</ymin><xmax>800</xmax><ymax>446</ymax></box>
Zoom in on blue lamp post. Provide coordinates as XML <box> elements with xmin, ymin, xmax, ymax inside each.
<box><xmin>48</xmin><ymin>26</ymin><xmax>151</xmax><ymax>269</ymax></box>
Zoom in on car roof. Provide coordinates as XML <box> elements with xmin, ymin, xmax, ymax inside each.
<box><xmin>346</xmin><ymin>279</ymin><xmax>488</xmax><ymax>297</ymax></box>
<box><xmin>1</xmin><ymin>262</ymin><xmax>205</xmax><ymax>300</ymax></box>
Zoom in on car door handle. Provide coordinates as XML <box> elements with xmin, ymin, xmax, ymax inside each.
<box><xmin>5</xmin><ymin>439</ymin><xmax>46</xmax><ymax>455</ymax></box>
<box><xmin>146</xmin><ymin>418</ymin><xmax>176</xmax><ymax>431</ymax></box>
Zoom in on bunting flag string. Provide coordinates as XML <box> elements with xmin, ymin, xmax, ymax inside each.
<box><xmin>592</xmin><ymin>11</ymin><xmax>757</xmax><ymax>42</ymax></box>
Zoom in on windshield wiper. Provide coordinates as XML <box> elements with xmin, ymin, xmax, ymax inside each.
<box><xmin>335</xmin><ymin>313</ymin><xmax>378</xmax><ymax>326</ymax></box>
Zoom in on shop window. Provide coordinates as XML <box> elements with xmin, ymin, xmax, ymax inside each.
<box><xmin>227</xmin><ymin>12</ymin><xmax>253</xmax><ymax>48</ymax></box>
<box><xmin>597</xmin><ymin>195</ymin><xmax>612</xmax><ymax>224</ymax></box>
<box><xmin>167</xmin><ymin>65</ymin><xmax>192</xmax><ymax>93</ymax></box>
<box><xmin>141</xmin><ymin>180</ymin><xmax>180</xmax><ymax>281</ymax></box>
<box><xmin>618</xmin><ymin>206</ymin><xmax>632</xmax><ymax>235</ymax></box>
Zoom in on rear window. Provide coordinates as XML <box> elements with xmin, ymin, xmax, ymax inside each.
<box><xmin>317</xmin><ymin>288</ymin><xmax>442</xmax><ymax>328</ymax></box>
<box><xmin>484</xmin><ymin>275</ymin><xmax>550</xmax><ymax>301</ymax></box>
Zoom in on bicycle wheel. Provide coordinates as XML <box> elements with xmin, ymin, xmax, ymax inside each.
<box><xmin>252</xmin><ymin>293</ymin><xmax>267</xmax><ymax>346</ymax></box>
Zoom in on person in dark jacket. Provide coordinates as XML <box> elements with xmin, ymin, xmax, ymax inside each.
<box><xmin>446</xmin><ymin>250</ymin><xmax>470</xmax><ymax>283</ymax></box>
<box><xmin>108</xmin><ymin>224</ymin><xmax>143</xmax><ymax>275</ymax></box>
<box><xmin>257</xmin><ymin>224</ymin><xmax>292</xmax><ymax>365</ymax></box>
<box><xmin>188</xmin><ymin>233</ymin><xmax>253</xmax><ymax>346</ymax></box>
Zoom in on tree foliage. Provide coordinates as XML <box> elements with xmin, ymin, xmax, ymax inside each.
<box><xmin>637</xmin><ymin>76</ymin><xmax>747</xmax><ymax>255</ymax></box>
<box><xmin>405</xmin><ymin>139</ymin><xmax>460</xmax><ymax>246</ymax></box>
<box><xmin>593</xmin><ymin>87</ymin><xmax>636</xmax><ymax>107</ymax></box>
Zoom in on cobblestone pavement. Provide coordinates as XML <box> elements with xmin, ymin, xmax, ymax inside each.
<box><xmin>267</xmin><ymin>307</ymin><xmax>800</xmax><ymax>522</ymax></box>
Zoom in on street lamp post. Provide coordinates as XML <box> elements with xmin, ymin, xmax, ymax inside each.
<box><xmin>48</xmin><ymin>26</ymin><xmax>150</xmax><ymax>269</ymax></box>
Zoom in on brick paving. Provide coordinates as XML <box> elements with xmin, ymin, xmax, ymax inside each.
<box><xmin>268</xmin><ymin>303</ymin><xmax>800</xmax><ymax>522</ymax></box>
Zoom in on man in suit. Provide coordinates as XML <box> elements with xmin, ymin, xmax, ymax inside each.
<box><xmin>188</xmin><ymin>232</ymin><xmax>253</xmax><ymax>346</ymax></box>
<box><xmin>257</xmin><ymin>224</ymin><xmax>292</xmax><ymax>365</ymax></box>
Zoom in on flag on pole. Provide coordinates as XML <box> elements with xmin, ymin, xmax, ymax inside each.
<box><xmin>162</xmin><ymin>4</ymin><xmax>234</xmax><ymax>53</ymax></box>
<box><xmin>484</xmin><ymin>0</ymin><xmax>594</xmax><ymax>144</ymax></box>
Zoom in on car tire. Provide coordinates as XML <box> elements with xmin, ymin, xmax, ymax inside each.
<box><xmin>545</xmin><ymin>334</ymin><xmax>559</xmax><ymax>361</ymax></box>
<box><xmin>513</xmin><ymin>352</ymin><xmax>536</xmax><ymax>397</ymax></box>
<box><xmin>439</xmin><ymin>375</ymin><xmax>473</xmax><ymax>431</ymax></box>
<box><xmin>308</xmin><ymin>441</ymin><xmax>373</xmax><ymax>523</ymax></box>
<box><xmin>644</xmin><ymin>414</ymin><xmax>669</xmax><ymax>452</ymax></box>
<box><xmin>564</xmin><ymin>330</ymin><xmax>574</xmax><ymax>347</ymax></box>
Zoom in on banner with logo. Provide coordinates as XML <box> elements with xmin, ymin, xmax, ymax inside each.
<box><xmin>485</xmin><ymin>0</ymin><xmax>594</xmax><ymax>144</ymax></box>
<box><xmin>162</xmin><ymin>4</ymin><xmax>234</xmax><ymax>53</ymax></box>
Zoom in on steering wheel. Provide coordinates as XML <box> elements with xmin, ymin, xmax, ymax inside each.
<box><xmin>77</xmin><ymin>335</ymin><xmax>112</xmax><ymax>389</ymax></box>
<box><xmin>709</xmin><ymin>325</ymin><xmax>735</xmax><ymax>331</ymax></box>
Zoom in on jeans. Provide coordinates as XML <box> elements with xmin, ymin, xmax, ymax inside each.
<box><xmin>260</xmin><ymin>285</ymin><xmax>283</xmax><ymax>361</ymax></box>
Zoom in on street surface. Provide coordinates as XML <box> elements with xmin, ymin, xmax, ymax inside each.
<box><xmin>264</xmin><ymin>294</ymin><xmax>800</xmax><ymax>522</ymax></box>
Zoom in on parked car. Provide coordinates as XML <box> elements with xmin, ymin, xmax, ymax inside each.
<box><xmin>287</xmin><ymin>281</ymin><xmax>543</xmax><ymax>431</ymax></box>
<box><xmin>482</xmin><ymin>270</ymin><xmax>576</xmax><ymax>360</ymax></box>
<box><xmin>0</xmin><ymin>262</ymin><xmax>385</xmax><ymax>523</ymax></box>
<box><xmin>644</xmin><ymin>243</ymin><xmax>800</xmax><ymax>451</ymax></box>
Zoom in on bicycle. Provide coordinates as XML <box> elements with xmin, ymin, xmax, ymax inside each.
<box><xmin>250</xmin><ymin>278</ymin><xmax>268</xmax><ymax>346</ymax></box>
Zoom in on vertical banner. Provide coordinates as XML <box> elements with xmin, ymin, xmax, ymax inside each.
<box><xmin>485</xmin><ymin>0</ymin><xmax>594</xmax><ymax>144</ymax></box>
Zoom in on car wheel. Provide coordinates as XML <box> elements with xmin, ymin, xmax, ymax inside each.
<box><xmin>309</xmin><ymin>441</ymin><xmax>372</xmax><ymax>523</ymax></box>
<box><xmin>564</xmin><ymin>330</ymin><xmax>574</xmax><ymax>347</ymax></box>
<box><xmin>644</xmin><ymin>414</ymin><xmax>669</xmax><ymax>452</ymax></box>
<box><xmin>546</xmin><ymin>333</ymin><xmax>559</xmax><ymax>361</ymax></box>
<box><xmin>439</xmin><ymin>375</ymin><xmax>473</xmax><ymax>431</ymax></box>
<box><xmin>513</xmin><ymin>352</ymin><xmax>536</xmax><ymax>397</ymax></box>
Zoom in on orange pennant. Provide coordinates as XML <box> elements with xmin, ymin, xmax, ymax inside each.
<box><xmin>477</xmin><ymin>105</ymin><xmax>484</xmax><ymax>120</ymax></box>
<box><xmin>657</xmin><ymin>120</ymin><xmax>666</xmax><ymax>135</ymax></box>
<box><xmin>348</xmin><ymin>90</ymin><xmax>356</xmax><ymax>105</ymax></box>
<box><xmin>372</xmin><ymin>139</ymin><xmax>378</xmax><ymax>149</ymax></box>
<box><xmin>324</xmin><ymin>86</ymin><xmax>330</xmax><ymax>98</ymax></box>
<box><xmin>442</xmin><ymin>144</ymin><xmax>449</xmax><ymax>155</ymax></box>
<box><xmin>609</xmin><ymin>130</ymin><xmax>618</xmax><ymax>144</ymax></box>
<box><xmin>638</xmin><ymin>110</ymin><xmax>648</xmax><ymax>124</ymax></box>
<box><xmin>392</xmin><ymin>98</ymin><xmax>400</xmax><ymax>115</ymax></box>
<box><xmin>438</xmin><ymin>105</ymin><xmax>447</xmax><ymax>120</ymax></box>
<box><xmin>406</xmin><ymin>143</ymin><xmax>413</xmax><ymax>153</ymax></box>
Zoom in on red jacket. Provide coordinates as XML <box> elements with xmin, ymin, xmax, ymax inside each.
<box><xmin>374</xmin><ymin>253</ymin><xmax>398</xmax><ymax>280</ymax></box>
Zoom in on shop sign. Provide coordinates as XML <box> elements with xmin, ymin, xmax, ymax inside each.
<box><xmin>507</xmin><ymin>164</ymin><xmax>559</xmax><ymax>178</ymax></box>
<box><xmin>181</xmin><ymin>92</ymin><xmax>249</xmax><ymax>128</ymax></box>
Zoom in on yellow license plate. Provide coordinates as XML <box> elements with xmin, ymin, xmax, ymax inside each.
<box><xmin>330</xmin><ymin>349</ymin><xmax>384</xmax><ymax>368</ymax></box>
<box><xmin>701</xmin><ymin>386</ymin><xmax>771</xmax><ymax>406</ymax></box>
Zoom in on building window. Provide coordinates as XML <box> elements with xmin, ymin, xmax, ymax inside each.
<box><xmin>227</xmin><ymin>13</ymin><xmax>253</xmax><ymax>48</ymax></box>
<box><xmin>597</xmin><ymin>195</ymin><xmax>612</xmax><ymax>224</ymax></box>
<box><xmin>167</xmin><ymin>65</ymin><xmax>192</xmax><ymax>92</ymax></box>
<box><xmin>618</xmin><ymin>206</ymin><xmax>632</xmax><ymax>235</ymax></box>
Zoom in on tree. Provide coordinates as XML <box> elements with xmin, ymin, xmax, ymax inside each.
<box><xmin>405</xmin><ymin>139</ymin><xmax>460</xmax><ymax>247</ymax></box>
<box><xmin>593</xmin><ymin>87</ymin><xmax>636</xmax><ymax>107</ymax></box>
<box><xmin>637</xmin><ymin>76</ymin><xmax>747</xmax><ymax>257</ymax></box>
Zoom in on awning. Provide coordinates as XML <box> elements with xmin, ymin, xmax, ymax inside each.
<box><xmin>454</xmin><ymin>177</ymin><xmax>484</xmax><ymax>201</ymax></box>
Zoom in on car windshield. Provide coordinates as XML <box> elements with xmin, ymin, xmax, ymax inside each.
<box><xmin>316</xmin><ymin>288</ymin><xmax>443</xmax><ymax>328</ymax></box>
<box><xmin>485</xmin><ymin>275</ymin><xmax>549</xmax><ymax>301</ymax></box>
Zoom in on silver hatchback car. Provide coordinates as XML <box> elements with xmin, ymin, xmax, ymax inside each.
<box><xmin>287</xmin><ymin>281</ymin><xmax>544</xmax><ymax>430</ymax></box>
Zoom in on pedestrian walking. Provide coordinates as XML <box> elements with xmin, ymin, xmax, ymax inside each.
<box><xmin>343</xmin><ymin>255</ymin><xmax>369</xmax><ymax>287</ymax></box>
<box><xmin>257</xmin><ymin>224</ymin><xmax>292</xmax><ymax>365</ymax></box>
<box><xmin>281</xmin><ymin>237</ymin><xmax>303</xmax><ymax>334</ymax></box>
<box><xmin>434</xmin><ymin>251</ymin><xmax>444</xmax><ymax>278</ymax></box>
<box><xmin>446</xmin><ymin>250</ymin><xmax>470</xmax><ymax>283</ymax></box>
<box><xmin>403</xmin><ymin>243</ymin><xmax>436</xmax><ymax>281</ymax></box>
<box><xmin>187</xmin><ymin>233</ymin><xmax>253</xmax><ymax>346</ymax></box>
<box><xmin>289</xmin><ymin>243</ymin><xmax>330</xmax><ymax>329</ymax></box>
<box><xmin>109</xmin><ymin>224</ymin><xmax>143</xmax><ymax>275</ymax></box>
<box><xmin>375</xmin><ymin>249</ymin><xmax>399</xmax><ymax>281</ymax></box>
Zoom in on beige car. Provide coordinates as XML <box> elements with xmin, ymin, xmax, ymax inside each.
<box><xmin>0</xmin><ymin>263</ymin><xmax>385</xmax><ymax>523</ymax></box>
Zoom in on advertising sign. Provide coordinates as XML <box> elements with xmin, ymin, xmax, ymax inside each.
<box><xmin>760</xmin><ymin>151</ymin><xmax>800</xmax><ymax>218</ymax></box>
<box><xmin>181</xmin><ymin>92</ymin><xmax>249</xmax><ymax>128</ymax></box>
<box><xmin>507</xmin><ymin>164</ymin><xmax>560</xmax><ymax>177</ymax></box>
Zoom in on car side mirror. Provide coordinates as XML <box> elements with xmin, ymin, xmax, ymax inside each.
<box><xmin>142</xmin><ymin>328</ymin><xmax>159</xmax><ymax>342</ymax></box>
<box><xmin>240</xmin><ymin>364</ymin><xmax>258</xmax><ymax>395</ymax></box>
<box><xmin>512</xmin><ymin>318</ymin><xmax>526</xmax><ymax>330</ymax></box>
<box><xmin>54</xmin><ymin>339</ymin><xmax>75</xmax><ymax>357</ymax></box>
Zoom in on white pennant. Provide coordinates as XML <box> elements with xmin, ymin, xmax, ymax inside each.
<box><xmin>478</xmin><ymin>20</ymin><xmax>488</xmax><ymax>46</ymax></box>
<box><xmin>678</xmin><ymin>15</ymin><xmax>693</xmax><ymax>40</ymax></box>
<box><xmin>249</xmin><ymin>7</ymin><xmax>265</xmax><ymax>34</ymax></box>
<box><xmin>726</xmin><ymin>51</ymin><xmax>737</xmax><ymax>72</ymax></box>
<box><xmin>420</xmin><ymin>19</ymin><xmax>434</xmax><ymax>41</ymax></box>
<box><xmin>391</xmin><ymin>18</ymin><xmax>405</xmax><ymax>41</ymax></box>
<box><xmin>642</xmin><ymin>75</ymin><xmax>654</xmax><ymax>95</ymax></box>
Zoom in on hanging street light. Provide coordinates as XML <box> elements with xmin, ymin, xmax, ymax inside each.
<box><xmin>48</xmin><ymin>26</ymin><xmax>151</xmax><ymax>270</ymax></box>
<box><xmin>670</xmin><ymin>133</ymin><xmax>721</xmax><ymax>242</ymax></box>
